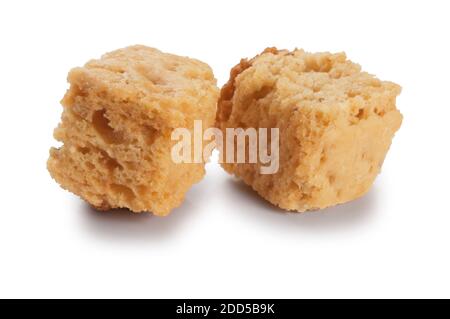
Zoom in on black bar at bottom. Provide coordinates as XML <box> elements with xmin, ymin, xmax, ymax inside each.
<box><xmin>0</xmin><ymin>299</ymin><xmax>448</xmax><ymax>317</ymax></box>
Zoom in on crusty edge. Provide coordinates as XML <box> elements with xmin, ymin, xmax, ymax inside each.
<box><xmin>216</xmin><ymin>47</ymin><xmax>280</xmax><ymax>126</ymax></box>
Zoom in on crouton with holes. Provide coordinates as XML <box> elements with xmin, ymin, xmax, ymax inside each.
<box><xmin>48</xmin><ymin>45</ymin><xmax>218</xmax><ymax>215</ymax></box>
<box><xmin>216</xmin><ymin>48</ymin><xmax>402</xmax><ymax>212</ymax></box>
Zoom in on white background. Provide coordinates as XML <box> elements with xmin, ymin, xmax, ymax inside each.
<box><xmin>0</xmin><ymin>0</ymin><xmax>449</xmax><ymax>298</ymax></box>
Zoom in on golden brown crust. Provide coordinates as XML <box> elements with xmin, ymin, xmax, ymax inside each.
<box><xmin>217</xmin><ymin>47</ymin><xmax>402</xmax><ymax>212</ymax></box>
<box><xmin>216</xmin><ymin>47</ymin><xmax>279</xmax><ymax>125</ymax></box>
<box><xmin>216</xmin><ymin>59</ymin><xmax>251</xmax><ymax>124</ymax></box>
<box><xmin>48</xmin><ymin>45</ymin><xmax>219</xmax><ymax>215</ymax></box>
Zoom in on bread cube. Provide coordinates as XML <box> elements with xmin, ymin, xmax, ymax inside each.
<box><xmin>217</xmin><ymin>48</ymin><xmax>402</xmax><ymax>211</ymax></box>
<box><xmin>48</xmin><ymin>46</ymin><xmax>218</xmax><ymax>215</ymax></box>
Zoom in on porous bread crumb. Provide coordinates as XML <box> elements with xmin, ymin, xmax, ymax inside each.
<box><xmin>48</xmin><ymin>45</ymin><xmax>219</xmax><ymax>215</ymax></box>
<box><xmin>217</xmin><ymin>47</ymin><xmax>402</xmax><ymax>212</ymax></box>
